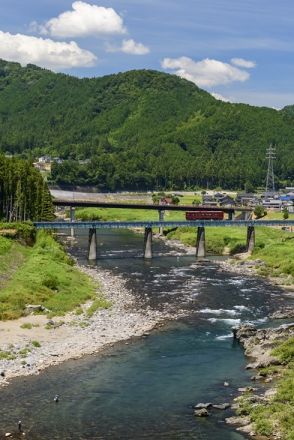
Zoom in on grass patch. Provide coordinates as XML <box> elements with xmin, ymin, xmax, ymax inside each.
<box><xmin>86</xmin><ymin>298</ymin><xmax>112</xmax><ymax>317</ymax></box>
<box><xmin>20</xmin><ymin>323</ymin><xmax>40</xmax><ymax>329</ymax></box>
<box><xmin>0</xmin><ymin>350</ymin><xmax>16</xmax><ymax>360</ymax></box>
<box><xmin>263</xmin><ymin>211</ymin><xmax>294</xmax><ymax>221</ymax></box>
<box><xmin>75</xmin><ymin>207</ymin><xmax>186</xmax><ymax>222</ymax></box>
<box><xmin>75</xmin><ymin>306</ymin><xmax>84</xmax><ymax>315</ymax></box>
<box><xmin>0</xmin><ymin>231</ymin><xmax>108</xmax><ymax>320</ymax></box>
<box><xmin>272</xmin><ymin>337</ymin><xmax>294</xmax><ymax>364</ymax></box>
<box><xmin>31</xmin><ymin>340</ymin><xmax>41</xmax><ymax>348</ymax></box>
<box><xmin>0</xmin><ymin>222</ymin><xmax>36</xmax><ymax>243</ymax></box>
<box><xmin>167</xmin><ymin>226</ymin><xmax>249</xmax><ymax>254</ymax></box>
<box><xmin>0</xmin><ymin>236</ymin><xmax>30</xmax><ymax>292</ymax></box>
<box><xmin>20</xmin><ymin>323</ymin><xmax>33</xmax><ymax>329</ymax></box>
<box><xmin>19</xmin><ymin>347</ymin><xmax>31</xmax><ymax>358</ymax></box>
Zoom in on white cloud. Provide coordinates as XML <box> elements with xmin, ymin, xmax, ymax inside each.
<box><xmin>0</xmin><ymin>31</ymin><xmax>97</xmax><ymax>70</ymax></box>
<box><xmin>231</xmin><ymin>58</ymin><xmax>256</xmax><ymax>68</ymax></box>
<box><xmin>211</xmin><ymin>92</ymin><xmax>233</xmax><ymax>103</ymax></box>
<box><xmin>121</xmin><ymin>39</ymin><xmax>150</xmax><ymax>55</ymax></box>
<box><xmin>40</xmin><ymin>1</ymin><xmax>126</xmax><ymax>38</ymax></box>
<box><xmin>161</xmin><ymin>56</ymin><xmax>251</xmax><ymax>87</ymax></box>
<box><xmin>106</xmin><ymin>39</ymin><xmax>150</xmax><ymax>55</ymax></box>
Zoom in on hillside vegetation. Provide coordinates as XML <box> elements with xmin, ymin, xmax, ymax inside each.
<box><xmin>1</xmin><ymin>59</ymin><xmax>294</xmax><ymax>190</ymax></box>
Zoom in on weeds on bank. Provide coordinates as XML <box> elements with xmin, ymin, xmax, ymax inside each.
<box><xmin>20</xmin><ymin>323</ymin><xmax>40</xmax><ymax>329</ymax></box>
<box><xmin>86</xmin><ymin>298</ymin><xmax>112</xmax><ymax>317</ymax></box>
<box><xmin>0</xmin><ymin>340</ymin><xmax>41</xmax><ymax>361</ymax></box>
<box><xmin>31</xmin><ymin>340</ymin><xmax>41</xmax><ymax>348</ymax></box>
<box><xmin>0</xmin><ymin>350</ymin><xmax>16</xmax><ymax>360</ymax></box>
<box><xmin>236</xmin><ymin>337</ymin><xmax>294</xmax><ymax>440</ymax></box>
<box><xmin>0</xmin><ymin>231</ymin><xmax>108</xmax><ymax>320</ymax></box>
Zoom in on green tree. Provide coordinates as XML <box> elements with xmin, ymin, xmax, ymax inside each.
<box><xmin>0</xmin><ymin>154</ymin><xmax>54</xmax><ymax>221</ymax></box>
<box><xmin>254</xmin><ymin>205</ymin><xmax>267</xmax><ymax>219</ymax></box>
<box><xmin>283</xmin><ymin>207</ymin><xmax>289</xmax><ymax>220</ymax></box>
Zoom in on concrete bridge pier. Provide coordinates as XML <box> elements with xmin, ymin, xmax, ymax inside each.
<box><xmin>144</xmin><ymin>227</ymin><xmax>153</xmax><ymax>259</ymax></box>
<box><xmin>158</xmin><ymin>210</ymin><xmax>165</xmax><ymax>235</ymax></box>
<box><xmin>88</xmin><ymin>228</ymin><xmax>97</xmax><ymax>260</ymax></box>
<box><xmin>70</xmin><ymin>207</ymin><xmax>75</xmax><ymax>237</ymax></box>
<box><xmin>228</xmin><ymin>211</ymin><xmax>234</xmax><ymax>221</ymax></box>
<box><xmin>196</xmin><ymin>226</ymin><xmax>206</xmax><ymax>258</ymax></box>
<box><xmin>246</xmin><ymin>226</ymin><xmax>255</xmax><ymax>254</ymax></box>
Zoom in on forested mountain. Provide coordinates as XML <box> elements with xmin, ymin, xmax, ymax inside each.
<box><xmin>0</xmin><ymin>155</ymin><xmax>54</xmax><ymax>221</ymax></box>
<box><xmin>0</xmin><ymin>59</ymin><xmax>294</xmax><ymax>190</ymax></box>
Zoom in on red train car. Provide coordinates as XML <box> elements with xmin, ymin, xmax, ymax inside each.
<box><xmin>185</xmin><ymin>211</ymin><xmax>224</xmax><ymax>221</ymax></box>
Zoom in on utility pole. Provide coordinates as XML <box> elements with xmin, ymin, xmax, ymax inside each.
<box><xmin>265</xmin><ymin>145</ymin><xmax>276</xmax><ymax>194</ymax></box>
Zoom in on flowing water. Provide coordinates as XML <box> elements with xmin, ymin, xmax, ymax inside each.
<box><xmin>0</xmin><ymin>230</ymin><xmax>289</xmax><ymax>440</ymax></box>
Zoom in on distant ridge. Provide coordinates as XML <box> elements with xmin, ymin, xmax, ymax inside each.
<box><xmin>0</xmin><ymin>59</ymin><xmax>293</xmax><ymax>190</ymax></box>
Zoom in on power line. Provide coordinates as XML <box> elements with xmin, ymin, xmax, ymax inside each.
<box><xmin>265</xmin><ymin>145</ymin><xmax>276</xmax><ymax>194</ymax></box>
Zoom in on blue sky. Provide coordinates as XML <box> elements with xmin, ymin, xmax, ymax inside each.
<box><xmin>0</xmin><ymin>0</ymin><xmax>294</xmax><ymax>108</ymax></box>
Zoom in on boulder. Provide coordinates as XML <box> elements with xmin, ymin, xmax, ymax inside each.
<box><xmin>25</xmin><ymin>304</ymin><xmax>49</xmax><ymax>314</ymax></box>
<box><xmin>194</xmin><ymin>408</ymin><xmax>209</xmax><ymax>417</ymax></box>
<box><xmin>226</xmin><ymin>416</ymin><xmax>250</xmax><ymax>426</ymax></box>
<box><xmin>212</xmin><ymin>403</ymin><xmax>231</xmax><ymax>410</ymax></box>
<box><xmin>251</xmin><ymin>374</ymin><xmax>264</xmax><ymax>381</ymax></box>
<box><xmin>236</xmin><ymin>424</ymin><xmax>255</xmax><ymax>435</ymax></box>
<box><xmin>246</xmin><ymin>354</ymin><xmax>281</xmax><ymax>370</ymax></box>
<box><xmin>238</xmin><ymin>387</ymin><xmax>256</xmax><ymax>393</ymax></box>
<box><xmin>46</xmin><ymin>320</ymin><xmax>64</xmax><ymax>329</ymax></box>
<box><xmin>193</xmin><ymin>403</ymin><xmax>212</xmax><ymax>409</ymax></box>
<box><xmin>235</xmin><ymin>324</ymin><xmax>257</xmax><ymax>341</ymax></box>
<box><xmin>270</xmin><ymin>308</ymin><xmax>294</xmax><ymax>320</ymax></box>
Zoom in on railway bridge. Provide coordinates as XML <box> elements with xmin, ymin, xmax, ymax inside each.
<box><xmin>34</xmin><ymin>220</ymin><xmax>294</xmax><ymax>260</ymax></box>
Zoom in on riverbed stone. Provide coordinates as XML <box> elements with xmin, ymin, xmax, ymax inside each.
<box><xmin>270</xmin><ymin>308</ymin><xmax>294</xmax><ymax>319</ymax></box>
<box><xmin>246</xmin><ymin>356</ymin><xmax>282</xmax><ymax>370</ymax></box>
<box><xmin>25</xmin><ymin>304</ymin><xmax>48</xmax><ymax>314</ymax></box>
<box><xmin>235</xmin><ymin>324</ymin><xmax>257</xmax><ymax>341</ymax></box>
<box><xmin>194</xmin><ymin>403</ymin><xmax>212</xmax><ymax>409</ymax></box>
<box><xmin>226</xmin><ymin>416</ymin><xmax>250</xmax><ymax>426</ymax></box>
<box><xmin>238</xmin><ymin>387</ymin><xmax>256</xmax><ymax>393</ymax></box>
<box><xmin>194</xmin><ymin>408</ymin><xmax>209</xmax><ymax>417</ymax></box>
<box><xmin>212</xmin><ymin>403</ymin><xmax>231</xmax><ymax>410</ymax></box>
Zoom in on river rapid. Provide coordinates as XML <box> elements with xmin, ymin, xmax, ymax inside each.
<box><xmin>0</xmin><ymin>230</ymin><xmax>288</xmax><ymax>440</ymax></box>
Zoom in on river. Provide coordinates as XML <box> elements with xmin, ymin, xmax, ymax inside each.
<box><xmin>0</xmin><ymin>230</ymin><xmax>287</xmax><ymax>439</ymax></box>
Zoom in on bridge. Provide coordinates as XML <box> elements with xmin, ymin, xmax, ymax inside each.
<box><xmin>34</xmin><ymin>220</ymin><xmax>294</xmax><ymax>260</ymax></box>
<box><xmin>53</xmin><ymin>199</ymin><xmax>251</xmax><ymax>213</ymax></box>
<box><xmin>53</xmin><ymin>198</ymin><xmax>253</xmax><ymax>224</ymax></box>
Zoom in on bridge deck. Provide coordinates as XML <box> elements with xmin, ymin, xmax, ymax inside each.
<box><xmin>53</xmin><ymin>199</ymin><xmax>252</xmax><ymax>213</ymax></box>
<box><xmin>34</xmin><ymin>220</ymin><xmax>294</xmax><ymax>229</ymax></box>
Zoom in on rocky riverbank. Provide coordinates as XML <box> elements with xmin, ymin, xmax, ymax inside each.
<box><xmin>226</xmin><ymin>320</ymin><xmax>294</xmax><ymax>439</ymax></box>
<box><xmin>0</xmin><ymin>264</ymin><xmax>174</xmax><ymax>388</ymax></box>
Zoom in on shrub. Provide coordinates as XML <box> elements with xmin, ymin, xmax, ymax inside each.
<box><xmin>254</xmin><ymin>205</ymin><xmax>267</xmax><ymax>219</ymax></box>
<box><xmin>31</xmin><ymin>340</ymin><xmax>41</xmax><ymax>348</ymax></box>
